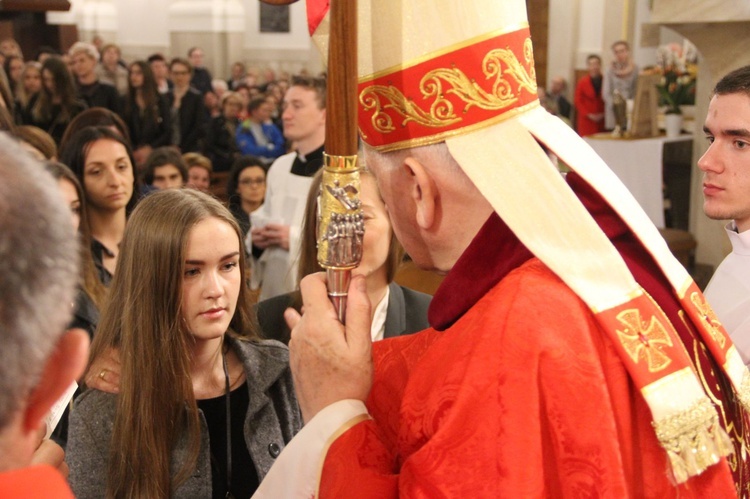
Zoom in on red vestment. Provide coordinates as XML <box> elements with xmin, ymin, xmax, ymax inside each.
<box><xmin>0</xmin><ymin>465</ymin><xmax>74</xmax><ymax>499</ymax></box>
<box><xmin>574</xmin><ymin>75</ymin><xmax>605</xmax><ymax>137</ymax></box>
<box><xmin>317</xmin><ymin>175</ymin><xmax>746</xmax><ymax>497</ymax></box>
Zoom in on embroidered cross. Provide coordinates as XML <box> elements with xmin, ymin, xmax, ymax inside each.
<box><xmin>690</xmin><ymin>292</ymin><xmax>726</xmax><ymax>349</ymax></box>
<box><xmin>616</xmin><ymin>309</ymin><xmax>673</xmax><ymax>373</ymax></box>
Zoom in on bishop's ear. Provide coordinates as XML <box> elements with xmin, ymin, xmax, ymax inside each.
<box><xmin>402</xmin><ymin>157</ymin><xmax>436</xmax><ymax>230</ymax></box>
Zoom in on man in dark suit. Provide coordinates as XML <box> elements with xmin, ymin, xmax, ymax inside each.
<box><xmin>167</xmin><ymin>58</ymin><xmax>207</xmax><ymax>153</ymax></box>
<box><xmin>188</xmin><ymin>47</ymin><xmax>213</xmax><ymax>95</ymax></box>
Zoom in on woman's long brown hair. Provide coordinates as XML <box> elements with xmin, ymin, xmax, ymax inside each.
<box><xmin>89</xmin><ymin>189</ymin><xmax>257</xmax><ymax>498</ymax></box>
<box><xmin>43</xmin><ymin>161</ymin><xmax>107</xmax><ymax>308</ymax></box>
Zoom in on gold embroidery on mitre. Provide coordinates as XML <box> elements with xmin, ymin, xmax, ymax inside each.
<box><xmin>615</xmin><ymin>309</ymin><xmax>673</xmax><ymax>373</ymax></box>
<box><xmin>359</xmin><ymin>38</ymin><xmax>537</xmax><ymax>135</ymax></box>
<box><xmin>690</xmin><ymin>291</ymin><xmax>726</xmax><ymax>349</ymax></box>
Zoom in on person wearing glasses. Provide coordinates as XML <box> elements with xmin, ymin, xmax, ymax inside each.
<box><xmin>226</xmin><ymin>156</ymin><xmax>267</xmax><ymax>239</ymax></box>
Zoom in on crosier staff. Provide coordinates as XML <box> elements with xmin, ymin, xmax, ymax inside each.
<box><xmin>260</xmin><ymin>0</ymin><xmax>361</xmax><ymax>323</ymax></box>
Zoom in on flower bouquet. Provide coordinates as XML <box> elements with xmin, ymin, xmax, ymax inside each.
<box><xmin>654</xmin><ymin>42</ymin><xmax>697</xmax><ymax>115</ymax></box>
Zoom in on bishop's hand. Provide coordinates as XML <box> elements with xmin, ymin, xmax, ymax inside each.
<box><xmin>285</xmin><ymin>273</ymin><xmax>373</xmax><ymax>424</ymax></box>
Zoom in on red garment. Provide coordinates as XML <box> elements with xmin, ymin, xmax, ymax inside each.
<box><xmin>574</xmin><ymin>75</ymin><xmax>605</xmax><ymax>137</ymax></box>
<box><xmin>0</xmin><ymin>465</ymin><xmax>74</xmax><ymax>499</ymax></box>
<box><xmin>319</xmin><ymin>260</ymin><xmax>736</xmax><ymax>497</ymax></box>
<box><xmin>317</xmin><ymin>185</ymin><xmax>743</xmax><ymax>497</ymax></box>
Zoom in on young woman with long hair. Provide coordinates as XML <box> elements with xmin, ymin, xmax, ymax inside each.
<box><xmin>67</xmin><ymin>189</ymin><xmax>300</xmax><ymax>497</ymax></box>
<box><xmin>3</xmin><ymin>54</ymin><xmax>23</xmax><ymax>98</ymax></box>
<box><xmin>15</xmin><ymin>61</ymin><xmax>42</xmax><ymax>110</ymax></box>
<box><xmin>44</xmin><ymin>161</ymin><xmax>108</xmax><ymax>447</ymax></box>
<box><xmin>122</xmin><ymin>60</ymin><xmax>171</xmax><ymax>166</ymax></box>
<box><xmin>24</xmin><ymin>56</ymin><xmax>86</xmax><ymax>144</ymax></box>
<box><xmin>43</xmin><ymin>161</ymin><xmax>107</xmax><ymax>336</ymax></box>
<box><xmin>59</xmin><ymin>126</ymin><xmax>140</xmax><ymax>284</ymax></box>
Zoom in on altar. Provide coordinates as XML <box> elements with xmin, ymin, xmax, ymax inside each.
<box><xmin>583</xmin><ymin>133</ymin><xmax>693</xmax><ymax>229</ymax></box>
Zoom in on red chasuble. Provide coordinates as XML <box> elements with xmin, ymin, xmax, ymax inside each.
<box><xmin>317</xmin><ymin>173</ymin><xmax>746</xmax><ymax>497</ymax></box>
<box><xmin>0</xmin><ymin>465</ymin><xmax>74</xmax><ymax>499</ymax></box>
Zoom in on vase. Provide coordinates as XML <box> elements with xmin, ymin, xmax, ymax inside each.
<box><xmin>664</xmin><ymin>113</ymin><xmax>683</xmax><ymax>138</ymax></box>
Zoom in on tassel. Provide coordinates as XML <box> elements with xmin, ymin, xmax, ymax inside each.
<box><xmin>736</xmin><ymin>370</ymin><xmax>750</xmax><ymax>413</ymax></box>
<box><xmin>652</xmin><ymin>398</ymin><xmax>733</xmax><ymax>484</ymax></box>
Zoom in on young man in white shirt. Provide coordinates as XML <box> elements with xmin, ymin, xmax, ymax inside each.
<box><xmin>248</xmin><ymin>75</ymin><xmax>326</xmax><ymax>300</ymax></box>
<box><xmin>701</xmin><ymin>64</ymin><xmax>750</xmax><ymax>364</ymax></box>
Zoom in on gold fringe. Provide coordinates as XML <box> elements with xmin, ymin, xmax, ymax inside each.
<box><xmin>652</xmin><ymin>398</ymin><xmax>734</xmax><ymax>484</ymax></box>
<box><xmin>736</xmin><ymin>369</ymin><xmax>750</xmax><ymax>412</ymax></box>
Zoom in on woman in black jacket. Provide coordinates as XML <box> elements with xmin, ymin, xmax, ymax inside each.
<box><xmin>121</xmin><ymin>60</ymin><xmax>171</xmax><ymax>167</ymax></box>
<box><xmin>204</xmin><ymin>91</ymin><xmax>242</xmax><ymax>172</ymax></box>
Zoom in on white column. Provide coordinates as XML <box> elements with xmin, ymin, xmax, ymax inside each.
<box><xmin>47</xmin><ymin>0</ymin><xmax>118</xmax><ymax>48</ymax></box>
<box><xmin>169</xmin><ymin>0</ymin><xmax>245</xmax><ymax>79</ymax></box>
<box><xmin>114</xmin><ymin>0</ymin><xmax>170</xmax><ymax>60</ymax></box>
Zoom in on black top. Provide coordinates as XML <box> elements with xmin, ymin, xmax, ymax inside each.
<box><xmin>290</xmin><ymin>144</ymin><xmax>325</xmax><ymax>177</ymax></box>
<box><xmin>77</xmin><ymin>81</ymin><xmax>121</xmax><ymax>114</ymax></box>
<box><xmin>90</xmin><ymin>238</ymin><xmax>113</xmax><ymax>286</ymax></box>
<box><xmin>591</xmin><ymin>75</ymin><xmax>603</xmax><ymax>96</ymax></box>
<box><xmin>197</xmin><ymin>380</ymin><xmax>258</xmax><ymax>498</ymax></box>
<box><xmin>22</xmin><ymin>94</ymin><xmax>87</xmax><ymax>145</ymax></box>
<box><xmin>191</xmin><ymin>67</ymin><xmax>213</xmax><ymax>95</ymax></box>
<box><xmin>166</xmin><ymin>88</ymin><xmax>207</xmax><ymax>153</ymax></box>
<box><xmin>122</xmin><ymin>94</ymin><xmax>171</xmax><ymax>148</ymax></box>
<box><xmin>229</xmin><ymin>202</ymin><xmax>251</xmax><ymax>239</ymax></box>
<box><xmin>204</xmin><ymin>115</ymin><xmax>240</xmax><ymax>172</ymax></box>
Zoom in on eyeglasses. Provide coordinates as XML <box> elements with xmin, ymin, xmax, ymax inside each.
<box><xmin>239</xmin><ymin>178</ymin><xmax>265</xmax><ymax>186</ymax></box>
<box><xmin>171</xmin><ymin>70</ymin><xmax>190</xmax><ymax>76</ymax></box>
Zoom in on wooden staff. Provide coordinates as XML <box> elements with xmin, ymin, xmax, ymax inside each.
<box><xmin>260</xmin><ymin>0</ymin><xmax>361</xmax><ymax>323</ymax></box>
<box><xmin>318</xmin><ymin>0</ymin><xmax>360</xmax><ymax>323</ymax></box>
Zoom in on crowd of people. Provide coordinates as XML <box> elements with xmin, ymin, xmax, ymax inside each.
<box><xmin>3</xmin><ymin>0</ymin><xmax>750</xmax><ymax>495</ymax></box>
<box><xmin>0</xmin><ymin>37</ymin><xmax>293</xmax><ymax>174</ymax></box>
<box><xmin>0</xmin><ymin>32</ymin><xmax>437</xmax><ymax>498</ymax></box>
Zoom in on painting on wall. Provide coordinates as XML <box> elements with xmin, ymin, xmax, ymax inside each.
<box><xmin>260</xmin><ymin>3</ymin><xmax>290</xmax><ymax>33</ymax></box>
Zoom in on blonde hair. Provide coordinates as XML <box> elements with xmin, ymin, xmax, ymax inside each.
<box><xmin>182</xmin><ymin>152</ymin><xmax>213</xmax><ymax>173</ymax></box>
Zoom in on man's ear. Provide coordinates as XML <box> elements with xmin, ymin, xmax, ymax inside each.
<box><xmin>23</xmin><ymin>329</ymin><xmax>89</xmax><ymax>434</ymax></box>
<box><xmin>402</xmin><ymin>157</ymin><xmax>437</xmax><ymax>230</ymax></box>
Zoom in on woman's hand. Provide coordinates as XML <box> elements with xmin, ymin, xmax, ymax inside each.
<box><xmin>83</xmin><ymin>347</ymin><xmax>122</xmax><ymax>394</ymax></box>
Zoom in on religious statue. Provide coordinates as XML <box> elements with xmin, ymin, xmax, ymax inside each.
<box><xmin>611</xmin><ymin>89</ymin><xmax>628</xmax><ymax>137</ymax></box>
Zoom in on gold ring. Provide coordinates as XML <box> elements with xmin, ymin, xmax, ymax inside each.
<box><xmin>98</xmin><ymin>369</ymin><xmax>107</xmax><ymax>380</ymax></box>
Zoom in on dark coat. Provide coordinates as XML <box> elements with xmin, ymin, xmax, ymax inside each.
<box><xmin>22</xmin><ymin>94</ymin><xmax>87</xmax><ymax>145</ymax></box>
<box><xmin>255</xmin><ymin>282</ymin><xmax>432</xmax><ymax>345</ymax></box>
<box><xmin>77</xmin><ymin>81</ymin><xmax>121</xmax><ymax>115</ymax></box>
<box><xmin>121</xmin><ymin>94</ymin><xmax>171</xmax><ymax>149</ymax></box>
<box><xmin>166</xmin><ymin>87</ymin><xmax>207</xmax><ymax>153</ymax></box>
<box><xmin>204</xmin><ymin>115</ymin><xmax>240</xmax><ymax>172</ymax></box>
<box><xmin>67</xmin><ymin>336</ymin><xmax>301</xmax><ymax>498</ymax></box>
